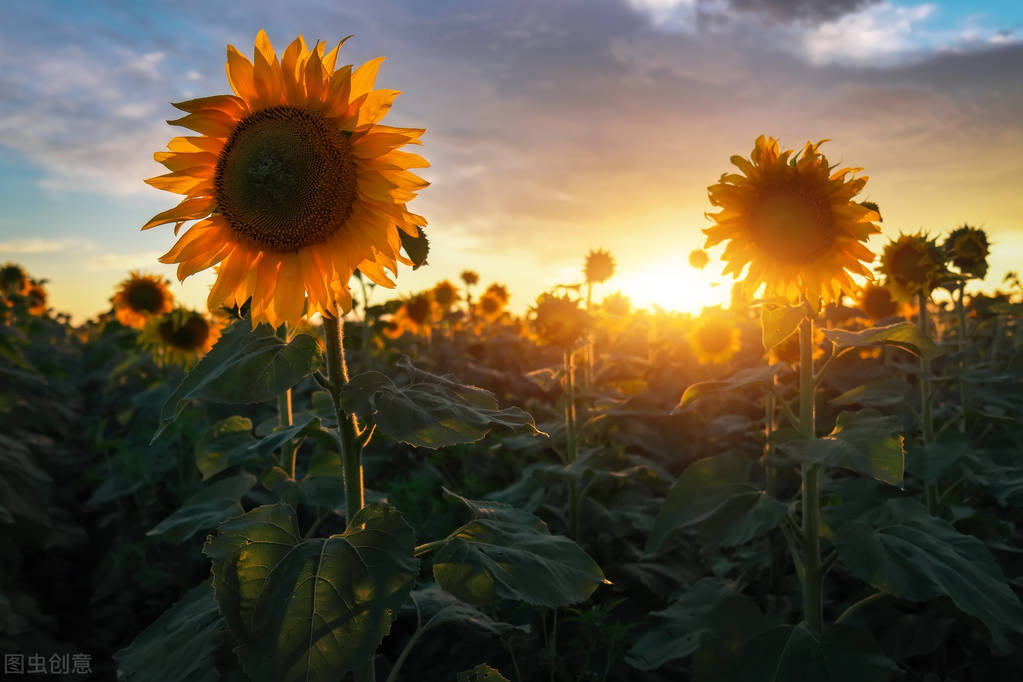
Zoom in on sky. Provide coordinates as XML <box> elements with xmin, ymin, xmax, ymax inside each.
<box><xmin>1</xmin><ymin>0</ymin><xmax>1021</xmax><ymax>321</ymax></box>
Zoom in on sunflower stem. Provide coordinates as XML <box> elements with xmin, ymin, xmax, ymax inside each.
<box><xmin>564</xmin><ymin>348</ymin><xmax>581</xmax><ymax>541</ymax></box>
<box><xmin>798</xmin><ymin>315</ymin><xmax>823</xmax><ymax>634</ymax></box>
<box><xmin>917</xmin><ymin>292</ymin><xmax>938</xmax><ymax>513</ymax></box>
<box><xmin>276</xmin><ymin>325</ymin><xmax>298</xmax><ymax>478</ymax></box>
<box><xmin>955</xmin><ymin>281</ymin><xmax>969</xmax><ymax>433</ymax></box>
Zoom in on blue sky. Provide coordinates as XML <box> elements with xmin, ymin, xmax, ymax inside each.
<box><xmin>1</xmin><ymin>0</ymin><xmax>1021</xmax><ymax>319</ymax></box>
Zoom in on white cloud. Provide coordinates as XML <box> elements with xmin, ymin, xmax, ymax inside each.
<box><xmin>803</xmin><ymin>3</ymin><xmax>937</xmax><ymax>66</ymax></box>
<box><xmin>0</xmin><ymin>238</ymin><xmax>68</xmax><ymax>254</ymax></box>
<box><xmin>85</xmin><ymin>251</ymin><xmax>163</xmax><ymax>272</ymax></box>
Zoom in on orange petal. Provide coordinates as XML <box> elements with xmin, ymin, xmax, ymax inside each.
<box><xmin>167</xmin><ymin>111</ymin><xmax>237</xmax><ymax>138</ymax></box>
<box><xmin>275</xmin><ymin>255</ymin><xmax>306</xmax><ymax>326</ymax></box>
<box><xmin>252</xmin><ymin>31</ymin><xmax>282</xmax><ymax>107</ymax></box>
<box><xmin>142</xmin><ymin>196</ymin><xmax>214</xmax><ymax>230</ymax></box>
<box><xmin>167</xmin><ymin>136</ymin><xmax>224</xmax><ymax>154</ymax></box>
<box><xmin>304</xmin><ymin>46</ymin><xmax>326</xmax><ymax>106</ymax></box>
<box><xmin>350</xmin><ymin>57</ymin><xmax>385</xmax><ymax>99</ymax></box>
<box><xmin>145</xmin><ymin>172</ymin><xmax>207</xmax><ymax>195</ymax></box>
<box><xmin>208</xmin><ymin>250</ymin><xmax>251</xmax><ymax>309</ymax></box>
<box><xmin>171</xmin><ymin>94</ymin><xmax>247</xmax><ymax>118</ymax></box>
<box><xmin>154</xmin><ymin>151</ymin><xmax>218</xmax><ymax>173</ymax></box>
<box><xmin>354</xmin><ymin>89</ymin><xmax>400</xmax><ymax>129</ymax></box>
<box><xmin>177</xmin><ymin>239</ymin><xmax>234</xmax><ymax>280</ymax></box>
<box><xmin>280</xmin><ymin>35</ymin><xmax>309</xmax><ymax>104</ymax></box>
<box><xmin>226</xmin><ymin>44</ymin><xmax>257</xmax><ymax>105</ymax></box>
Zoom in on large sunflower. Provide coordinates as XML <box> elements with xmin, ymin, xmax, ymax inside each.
<box><xmin>705</xmin><ymin>135</ymin><xmax>880</xmax><ymax>304</ymax></box>
<box><xmin>143</xmin><ymin>31</ymin><xmax>428</xmax><ymax>328</ymax></box>
<box><xmin>112</xmin><ymin>271</ymin><xmax>174</xmax><ymax>328</ymax></box>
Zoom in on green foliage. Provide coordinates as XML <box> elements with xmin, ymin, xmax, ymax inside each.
<box><xmin>431</xmin><ymin>489</ymin><xmax>607</xmax><ymax>607</ymax></box>
<box><xmin>781</xmin><ymin>410</ymin><xmax>904</xmax><ymax>486</ymax></box>
<box><xmin>147</xmin><ymin>473</ymin><xmax>258</xmax><ymax>542</ymax></box>
<box><xmin>761</xmin><ymin>302</ymin><xmax>806</xmax><ymax>349</ymax></box>
<box><xmin>676</xmin><ymin>363</ymin><xmax>785</xmax><ymax>410</ymax></box>
<box><xmin>399</xmin><ymin>226</ymin><xmax>430</xmax><ymax>269</ymax></box>
<box><xmin>155</xmin><ymin>320</ymin><xmax>322</xmax><ymax>440</ymax></box>
<box><xmin>457</xmin><ymin>663</ymin><xmax>510</xmax><ymax>682</ymax></box>
<box><xmin>203</xmin><ymin>503</ymin><xmax>418</xmax><ymax>682</ymax></box>
<box><xmin>821</xmin><ymin>321</ymin><xmax>944</xmax><ymax>360</ymax></box>
<box><xmin>342</xmin><ymin>356</ymin><xmax>544</xmax><ymax>448</ymax></box>
<box><xmin>646</xmin><ymin>451</ymin><xmax>786</xmax><ymax>553</ymax></box>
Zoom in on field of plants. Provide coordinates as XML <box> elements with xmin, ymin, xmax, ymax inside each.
<box><xmin>2</xmin><ymin>30</ymin><xmax>1023</xmax><ymax>682</ymax></box>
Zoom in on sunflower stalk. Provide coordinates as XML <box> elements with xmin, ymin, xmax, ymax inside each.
<box><xmin>564</xmin><ymin>348</ymin><xmax>581</xmax><ymax>541</ymax></box>
<box><xmin>276</xmin><ymin>324</ymin><xmax>298</xmax><ymax>478</ymax></box>
<box><xmin>798</xmin><ymin>315</ymin><xmax>823</xmax><ymax>633</ymax></box>
<box><xmin>955</xmin><ymin>281</ymin><xmax>969</xmax><ymax>433</ymax></box>
<box><xmin>917</xmin><ymin>292</ymin><xmax>938</xmax><ymax>513</ymax></box>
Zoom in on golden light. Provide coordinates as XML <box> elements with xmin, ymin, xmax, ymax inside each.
<box><xmin>616</xmin><ymin>257</ymin><xmax>731</xmax><ymax>314</ymax></box>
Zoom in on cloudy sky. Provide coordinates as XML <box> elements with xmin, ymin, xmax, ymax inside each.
<box><xmin>1</xmin><ymin>0</ymin><xmax>1021</xmax><ymax>320</ymax></box>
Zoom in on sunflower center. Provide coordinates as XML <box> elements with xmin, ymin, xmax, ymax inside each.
<box><xmin>749</xmin><ymin>181</ymin><xmax>836</xmax><ymax>263</ymax></box>
<box><xmin>127</xmin><ymin>281</ymin><xmax>165</xmax><ymax>313</ymax></box>
<box><xmin>215</xmin><ymin>106</ymin><xmax>357</xmax><ymax>252</ymax></box>
<box><xmin>889</xmin><ymin>245</ymin><xmax>932</xmax><ymax>284</ymax></box>
<box><xmin>158</xmin><ymin>314</ymin><xmax>210</xmax><ymax>351</ymax></box>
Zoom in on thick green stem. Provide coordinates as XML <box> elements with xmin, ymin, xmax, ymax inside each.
<box><xmin>836</xmin><ymin>591</ymin><xmax>888</xmax><ymax>624</ymax></box>
<box><xmin>955</xmin><ymin>282</ymin><xmax>968</xmax><ymax>433</ymax></box>
<box><xmin>918</xmin><ymin>293</ymin><xmax>938</xmax><ymax>513</ymax></box>
<box><xmin>322</xmin><ymin>313</ymin><xmax>372</xmax><ymax>681</ymax></box>
<box><xmin>798</xmin><ymin>316</ymin><xmax>823</xmax><ymax>633</ymax></box>
<box><xmin>564</xmin><ymin>349</ymin><xmax>581</xmax><ymax>540</ymax></box>
<box><xmin>276</xmin><ymin>325</ymin><xmax>298</xmax><ymax>478</ymax></box>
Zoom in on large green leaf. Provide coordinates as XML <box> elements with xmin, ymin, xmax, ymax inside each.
<box><xmin>829</xmin><ymin>376</ymin><xmax>912</xmax><ymax>409</ymax></box>
<box><xmin>695</xmin><ymin>624</ymin><xmax>893</xmax><ymax>682</ymax></box>
<box><xmin>194</xmin><ymin>416</ymin><xmax>260</xmax><ymax>480</ymax></box>
<box><xmin>625</xmin><ymin>577</ymin><xmax>740</xmax><ymax>671</ymax></box>
<box><xmin>410</xmin><ymin>584</ymin><xmax>531</xmax><ymax>637</ymax></box>
<box><xmin>675</xmin><ymin>364</ymin><xmax>785</xmax><ymax>411</ymax></box>
<box><xmin>341</xmin><ymin>357</ymin><xmax>543</xmax><ymax>449</ymax></box>
<box><xmin>821</xmin><ymin>321</ymin><xmax>943</xmax><ymax>360</ymax></box>
<box><xmin>432</xmin><ymin>489</ymin><xmax>607</xmax><ymax>607</ymax></box>
<box><xmin>155</xmin><ymin>320</ymin><xmax>322</xmax><ymax>440</ymax></box>
<box><xmin>761</xmin><ymin>303</ymin><xmax>806</xmax><ymax>350</ymax></box>
<box><xmin>836</xmin><ymin>498</ymin><xmax>1023</xmax><ymax>652</ymax></box>
<box><xmin>147</xmin><ymin>473</ymin><xmax>257</xmax><ymax>542</ymax></box>
<box><xmin>204</xmin><ymin>503</ymin><xmax>418</xmax><ymax>682</ymax></box>
<box><xmin>457</xmin><ymin>664</ymin><xmax>510</xmax><ymax>682</ymax></box>
<box><xmin>646</xmin><ymin>451</ymin><xmax>786</xmax><ymax>553</ymax></box>
<box><xmin>782</xmin><ymin>410</ymin><xmax>904</xmax><ymax>486</ymax></box>
<box><xmin>904</xmin><ymin>429</ymin><xmax>970</xmax><ymax>483</ymax></box>
<box><xmin>113</xmin><ymin>582</ymin><xmax>225</xmax><ymax>682</ymax></box>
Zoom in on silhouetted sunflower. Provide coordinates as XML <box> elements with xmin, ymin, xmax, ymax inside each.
<box><xmin>476</xmin><ymin>292</ymin><xmax>504</xmax><ymax>322</ymax></box>
<box><xmin>690</xmin><ymin>308</ymin><xmax>740</xmax><ymax>365</ymax></box>
<box><xmin>143</xmin><ymin>31</ymin><xmax>428</xmax><ymax>328</ymax></box>
<box><xmin>857</xmin><ymin>282</ymin><xmax>899</xmax><ymax>320</ymax></box>
<box><xmin>584</xmin><ymin>248</ymin><xmax>615</xmax><ymax>284</ymax></box>
<box><xmin>1</xmin><ymin>263</ymin><xmax>28</xmax><ymax>296</ymax></box>
<box><xmin>943</xmin><ymin>225</ymin><xmax>989</xmax><ymax>279</ymax></box>
<box><xmin>432</xmin><ymin>280</ymin><xmax>459</xmax><ymax>309</ymax></box>
<box><xmin>705</xmin><ymin>135</ymin><xmax>880</xmax><ymax>303</ymax></box>
<box><xmin>688</xmin><ymin>249</ymin><xmax>709</xmax><ymax>270</ymax></box>
<box><xmin>531</xmin><ymin>293</ymin><xmax>589</xmax><ymax>348</ymax></box>
<box><xmin>460</xmin><ymin>270</ymin><xmax>479</xmax><ymax>286</ymax></box>
<box><xmin>484</xmin><ymin>283</ymin><xmax>510</xmax><ymax>304</ymax></box>
<box><xmin>112</xmin><ymin>271</ymin><xmax>174</xmax><ymax>328</ymax></box>
<box><xmin>397</xmin><ymin>292</ymin><xmax>433</xmax><ymax>335</ymax></box>
<box><xmin>879</xmin><ymin>233</ymin><xmax>948</xmax><ymax>302</ymax></box>
<box><xmin>601</xmin><ymin>292</ymin><xmax>631</xmax><ymax>317</ymax></box>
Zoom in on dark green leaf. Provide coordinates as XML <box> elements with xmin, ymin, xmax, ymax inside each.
<box><xmin>836</xmin><ymin>498</ymin><xmax>1023</xmax><ymax>652</ymax></box>
<box><xmin>646</xmin><ymin>451</ymin><xmax>786</xmax><ymax>553</ymax></box>
<box><xmin>829</xmin><ymin>376</ymin><xmax>912</xmax><ymax>409</ymax></box>
<box><xmin>194</xmin><ymin>416</ymin><xmax>259</xmax><ymax>480</ymax></box>
<box><xmin>155</xmin><ymin>321</ymin><xmax>322</xmax><ymax>441</ymax></box>
<box><xmin>147</xmin><ymin>473</ymin><xmax>257</xmax><ymax>542</ymax></box>
<box><xmin>399</xmin><ymin>226</ymin><xmax>430</xmax><ymax>269</ymax></box>
<box><xmin>433</xmin><ymin>489</ymin><xmax>607</xmax><ymax>607</ymax></box>
<box><xmin>204</xmin><ymin>503</ymin><xmax>418</xmax><ymax>682</ymax></box>
<box><xmin>761</xmin><ymin>304</ymin><xmax>805</xmax><ymax>350</ymax></box>
<box><xmin>904</xmin><ymin>429</ymin><xmax>970</xmax><ymax>483</ymax></box>
<box><xmin>821</xmin><ymin>322</ymin><xmax>943</xmax><ymax>360</ymax></box>
<box><xmin>342</xmin><ymin>357</ymin><xmax>544</xmax><ymax>449</ymax></box>
<box><xmin>783</xmin><ymin>410</ymin><xmax>904</xmax><ymax>486</ymax></box>
<box><xmin>457</xmin><ymin>663</ymin><xmax>510</xmax><ymax>682</ymax></box>
<box><xmin>411</xmin><ymin>584</ymin><xmax>530</xmax><ymax>637</ymax></box>
<box><xmin>675</xmin><ymin>364</ymin><xmax>785</xmax><ymax>411</ymax></box>
<box><xmin>113</xmin><ymin>582</ymin><xmax>224</xmax><ymax>682</ymax></box>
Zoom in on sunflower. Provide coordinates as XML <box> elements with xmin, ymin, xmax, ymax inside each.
<box><xmin>476</xmin><ymin>292</ymin><xmax>504</xmax><ymax>322</ymax></box>
<box><xmin>396</xmin><ymin>292</ymin><xmax>434</xmax><ymax>335</ymax></box>
<box><xmin>432</xmin><ymin>279</ymin><xmax>459</xmax><ymax>309</ymax></box>
<box><xmin>25</xmin><ymin>282</ymin><xmax>47</xmax><ymax>316</ymax></box>
<box><xmin>688</xmin><ymin>249</ymin><xmax>709</xmax><ymax>270</ymax></box>
<box><xmin>461</xmin><ymin>270</ymin><xmax>479</xmax><ymax>286</ymax></box>
<box><xmin>879</xmin><ymin>233</ymin><xmax>948</xmax><ymax>303</ymax></box>
<box><xmin>705</xmin><ymin>135</ymin><xmax>880</xmax><ymax>304</ymax></box>
<box><xmin>530</xmin><ymin>293</ymin><xmax>589</xmax><ymax>348</ymax></box>
<box><xmin>1</xmin><ymin>263</ymin><xmax>28</xmax><ymax>296</ymax></box>
<box><xmin>380</xmin><ymin>316</ymin><xmax>404</xmax><ymax>339</ymax></box>
<box><xmin>484</xmin><ymin>283</ymin><xmax>510</xmax><ymax>305</ymax></box>
<box><xmin>601</xmin><ymin>291</ymin><xmax>631</xmax><ymax>317</ymax></box>
<box><xmin>141</xmin><ymin>308</ymin><xmax>220</xmax><ymax>366</ymax></box>
<box><xmin>112</xmin><ymin>271</ymin><xmax>174</xmax><ymax>328</ymax></box>
<box><xmin>857</xmin><ymin>282</ymin><xmax>899</xmax><ymax>320</ymax></box>
<box><xmin>690</xmin><ymin>308</ymin><xmax>741</xmax><ymax>365</ymax></box>
<box><xmin>943</xmin><ymin>225</ymin><xmax>989</xmax><ymax>279</ymax></box>
<box><xmin>584</xmin><ymin>248</ymin><xmax>615</xmax><ymax>284</ymax></box>
<box><xmin>143</xmin><ymin>31</ymin><xmax>428</xmax><ymax>328</ymax></box>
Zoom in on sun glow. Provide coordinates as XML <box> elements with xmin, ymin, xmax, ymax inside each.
<box><xmin>615</xmin><ymin>258</ymin><xmax>731</xmax><ymax>314</ymax></box>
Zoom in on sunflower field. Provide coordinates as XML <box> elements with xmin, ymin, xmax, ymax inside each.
<box><xmin>3</xmin><ymin>31</ymin><xmax>1023</xmax><ymax>682</ymax></box>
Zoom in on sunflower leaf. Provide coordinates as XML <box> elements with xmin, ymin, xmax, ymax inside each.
<box><xmin>147</xmin><ymin>472</ymin><xmax>257</xmax><ymax>542</ymax></box>
<box><xmin>761</xmin><ymin>303</ymin><xmax>806</xmax><ymax>349</ymax></box>
<box><xmin>204</xmin><ymin>503</ymin><xmax>418</xmax><ymax>682</ymax></box>
<box><xmin>779</xmin><ymin>410</ymin><xmax>904</xmax><ymax>486</ymax></box>
<box><xmin>400</xmin><ymin>226</ymin><xmax>430</xmax><ymax>269</ymax></box>
<box><xmin>457</xmin><ymin>664</ymin><xmax>510</xmax><ymax>682</ymax></box>
<box><xmin>821</xmin><ymin>321</ymin><xmax>944</xmax><ymax>360</ymax></box>
<box><xmin>154</xmin><ymin>320</ymin><xmax>321</xmax><ymax>441</ymax></box>
<box><xmin>432</xmin><ymin>489</ymin><xmax>607</xmax><ymax>607</ymax></box>
<box><xmin>675</xmin><ymin>363</ymin><xmax>785</xmax><ymax>411</ymax></box>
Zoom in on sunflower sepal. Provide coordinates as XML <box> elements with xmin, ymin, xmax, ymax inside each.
<box><xmin>153</xmin><ymin>317</ymin><xmax>322</xmax><ymax>442</ymax></box>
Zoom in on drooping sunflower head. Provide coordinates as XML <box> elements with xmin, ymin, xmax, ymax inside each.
<box><xmin>477</xmin><ymin>292</ymin><xmax>504</xmax><ymax>322</ymax></box>
<box><xmin>584</xmin><ymin>248</ymin><xmax>615</xmax><ymax>285</ymax></box>
<box><xmin>432</xmin><ymin>279</ymin><xmax>459</xmax><ymax>309</ymax></box>
<box><xmin>141</xmin><ymin>308</ymin><xmax>219</xmax><ymax>366</ymax></box>
<box><xmin>943</xmin><ymin>224</ymin><xmax>989</xmax><ymax>279</ymax></box>
<box><xmin>1</xmin><ymin>263</ymin><xmax>28</xmax><ymax>296</ymax></box>
<box><xmin>857</xmin><ymin>282</ymin><xmax>899</xmax><ymax>320</ymax></box>
<box><xmin>690</xmin><ymin>307</ymin><xmax>741</xmax><ymax>365</ymax></box>
<box><xmin>461</xmin><ymin>270</ymin><xmax>479</xmax><ymax>286</ymax></box>
<box><xmin>531</xmin><ymin>293</ymin><xmax>590</xmax><ymax>348</ymax></box>
<box><xmin>112</xmin><ymin>271</ymin><xmax>174</xmax><ymax>328</ymax></box>
<box><xmin>144</xmin><ymin>31</ymin><xmax>428</xmax><ymax>329</ymax></box>
<box><xmin>705</xmin><ymin>135</ymin><xmax>881</xmax><ymax>304</ymax></box>
<box><xmin>484</xmin><ymin>283</ymin><xmax>510</xmax><ymax>305</ymax></box>
<box><xmin>688</xmin><ymin>249</ymin><xmax>709</xmax><ymax>270</ymax></box>
<box><xmin>601</xmin><ymin>291</ymin><xmax>632</xmax><ymax>317</ymax></box>
<box><xmin>879</xmin><ymin>232</ymin><xmax>948</xmax><ymax>302</ymax></box>
<box><xmin>397</xmin><ymin>292</ymin><xmax>434</xmax><ymax>334</ymax></box>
